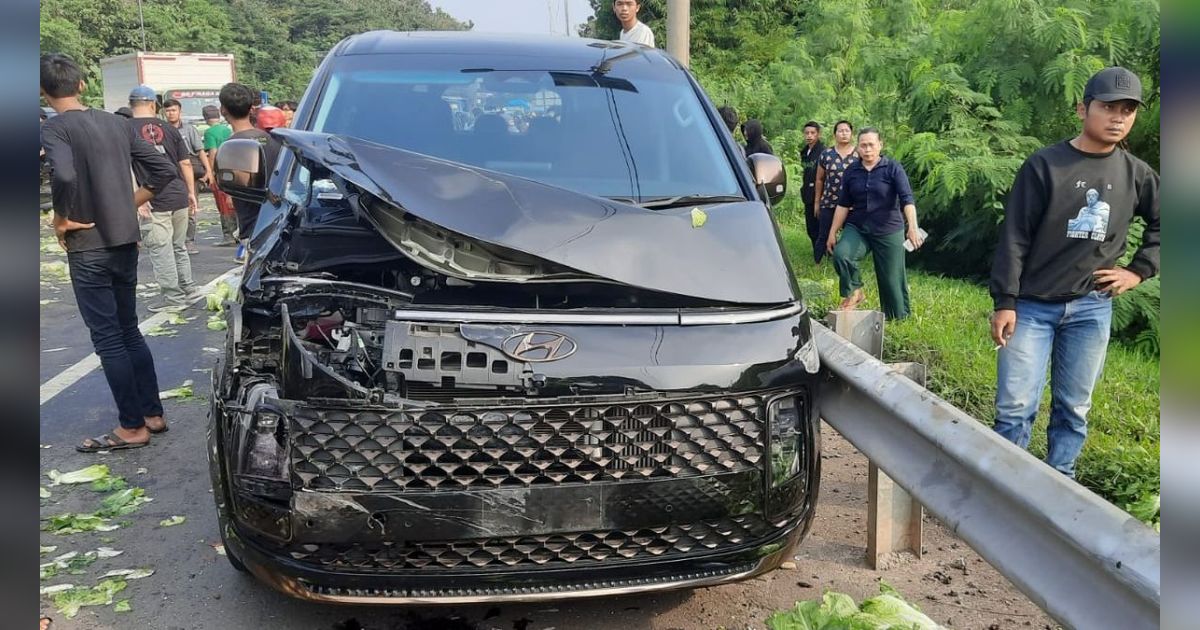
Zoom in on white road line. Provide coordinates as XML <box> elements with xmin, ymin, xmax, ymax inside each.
<box><xmin>39</xmin><ymin>266</ymin><xmax>242</xmax><ymax>406</ymax></box>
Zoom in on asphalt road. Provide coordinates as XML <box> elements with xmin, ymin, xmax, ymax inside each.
<box><xmin>39</xmin><ymin>195</ymin><xmax>1054</xmax><ymax>630</ymax></box>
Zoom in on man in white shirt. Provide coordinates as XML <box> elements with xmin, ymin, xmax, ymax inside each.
<box><xmin>614</xmin><ymin>0</ymin><xmax>655</xmax><ymax>47</ymax></box>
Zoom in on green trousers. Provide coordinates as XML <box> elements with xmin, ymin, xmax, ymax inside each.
<box><xmin>832</xmin><ymin>224</ymin><xmax>911</xmax><ymax>320</ymax></box>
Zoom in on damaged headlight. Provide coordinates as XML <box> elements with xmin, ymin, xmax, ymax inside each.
<box><xmin>231</xmin><ymin>382</ymin><xmax>290</xmax><ymax>498</ymax></box>
<box><xmin>242</xmin><ymin>406</ymin><xmax>288</xmax><ymax>480</ymax></box>
<box><xmin>767</xmin><ymin>395</ymin><xmax>804</xmax><ymax>487</ymax></box>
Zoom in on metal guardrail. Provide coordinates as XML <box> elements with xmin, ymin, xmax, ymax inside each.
<box><xmin>812</xmin><ymin>321</ymin><xmax>1160</xmax><ymax>630</ymax></box>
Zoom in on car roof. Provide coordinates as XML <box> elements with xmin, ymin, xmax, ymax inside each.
<box><xmin>333</xmin><ymin>30</ymin><xmax>681</xmax><ymax>72</ymax></box>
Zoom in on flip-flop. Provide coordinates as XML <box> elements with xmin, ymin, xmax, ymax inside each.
<box><xmin>76</xmin><ymin>431</ymin><xmax>149</xmax><ymax>453</ymax></box>
<box><xmin>839</xmin><ymin>290</ymin><xmax>866</xmax><ymax>310</ymax></box>
<box><xmin>148</xmin><ymin>422</ymin><xmax>169</xmax><ymax>434</ymax></box>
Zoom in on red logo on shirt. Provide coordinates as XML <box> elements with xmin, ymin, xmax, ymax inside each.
<box><xmin>139</xmin><ymin>123</ymin><xmax>165</xmax><ymax>146</ymax></box>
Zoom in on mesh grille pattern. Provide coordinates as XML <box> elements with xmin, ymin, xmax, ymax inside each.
<box><xmin>284</xmin><ymin>515</ymin><xmax>772</xmax><ymax>571</ymax></box>
<box><xmin>289</xmin><ymin>395</ymin><xmax>767</xmax><ymax>491</ymax></box>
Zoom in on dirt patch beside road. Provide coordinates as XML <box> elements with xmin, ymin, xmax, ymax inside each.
<box><xmin>656</xmin><ymin>424</ymin><xmax>1059</xmax><ymax>630</ymax></box>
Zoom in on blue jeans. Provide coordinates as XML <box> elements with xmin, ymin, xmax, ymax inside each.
<box><xmin>994</xmin><ymin>291</ymin><xmax>1112</xmax><ymax>477</ymax></box>
<box><xmin>67</xmin><ymin>244</ymin><xmax>164</xmax><ymax>429</ymax></box>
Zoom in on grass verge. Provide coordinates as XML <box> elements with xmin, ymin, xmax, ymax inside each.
<box><xmin>775</xmin><ymin>213</ymin><xmax>1160</xmax><ymax>520</ymax></box>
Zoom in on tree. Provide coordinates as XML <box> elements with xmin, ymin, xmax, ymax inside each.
<box><xmin>38</xmin><ymin>0</ymin><xmax>471</xmax><ymax>104</ymax></box>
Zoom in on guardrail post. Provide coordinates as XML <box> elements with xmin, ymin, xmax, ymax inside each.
<box><xmin>824</xmin><ymin>311</ymin><xmax>925</xmax><ymax>569</ymax></box>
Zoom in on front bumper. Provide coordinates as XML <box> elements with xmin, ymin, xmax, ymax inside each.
<box><xmin>223</xmin><ymin>504</ymin><xmax>812</xmax><ymax>604</ymax></box>
<box><xmin>213</xmin><ymin>386</ymin><xmax>819</xmax><ymax>603</ymax></box>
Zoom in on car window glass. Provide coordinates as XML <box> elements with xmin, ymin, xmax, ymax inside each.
<box><xmin>310</xmin><ymin>67</ymin><xmax>740</xmax><ymax>201</ymax></box>
<box><xmin>283</xmin><ymin>159</ymin><xmax>311</xmax><ymax>206</ymax></box>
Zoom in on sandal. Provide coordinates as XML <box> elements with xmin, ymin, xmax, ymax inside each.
<box><xmin>146</xmin><ymin>418</ymin><xmax>169</xmax><ymax>434</ymax></box>
<box><xmin>76</xmin><ymin>431</ymin><xmax>149</xmax><ymax>453</ymax></box>
<box><xmin>839</xmin><ymin>289</ymin><xmax>866</xmax><ymax>310</ymax></box>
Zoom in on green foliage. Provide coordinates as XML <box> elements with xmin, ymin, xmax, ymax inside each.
<box><xmin>1110</xmin><ymin>217</ymin><xmax>1159</xmax><ymax>356</ymax></box>
<box><xmin>629</xmin><ymin>0</ymin><xmax>1159</xmax><ymax>351</ymax></box>
<box><xmin>40</xmin><ymin>0</ymin><xmax>470</xmax><ymax>104</ymax></box>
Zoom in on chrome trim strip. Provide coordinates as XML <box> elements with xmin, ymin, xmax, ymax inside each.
<box><xmin>250</xmin><ymin>554</ymin><xmax>782</xmax><ymax>605</ymax></box>
<box><xmin>394</xmin><ymin>309</ymin><xmax>680</xmax><ymax>325</ymax></box>
<box><xmin>679</xmin><ymin>302</ymin><xmax>804</xmax><ymax>325</ymax></box>
<box><xmin>390</xmin><ymin>303</ymin><xmax>804</xmax><ymax>326</ymax></box>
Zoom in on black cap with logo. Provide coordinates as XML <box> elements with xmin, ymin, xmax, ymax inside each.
<box><xmin>1083</xmin><ymin>66</ymin><xmax>1144</xmax><ymax>105</ymax></box>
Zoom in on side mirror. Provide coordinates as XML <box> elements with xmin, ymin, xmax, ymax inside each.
<box><xmin>747</xmin><ymin>153</ymin><xmax>787</xmax><ymax>206</ymax></box>
<box><xmin>215</xmin><ymin>138</ymin><xmax>268</xmax><ymax>204</ymax></box>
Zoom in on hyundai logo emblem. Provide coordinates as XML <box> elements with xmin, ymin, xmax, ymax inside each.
<box><xmin>501</xmin><ymin>331</ymin><xmax>578</xmax><ymax>362</ymax></box>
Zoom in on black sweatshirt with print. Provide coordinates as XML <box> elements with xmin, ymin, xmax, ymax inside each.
<box><xmin>989</xmin><ymin>140</ymin><xmax>1159</xmax><ymax>311</ymax></box>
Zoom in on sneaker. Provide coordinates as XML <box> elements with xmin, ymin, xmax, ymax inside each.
<box><xmin>147</xmin><ymin>301</ymin><xmax>187</xmax><ymax>313</ymax></box>
<box><xmin>183</xmin><ymin>287</ymin><xmax>205</xmax><ymax>302</ymax></box>
<box><xmin>234</xmin><ymin>243</ymin><xmax>246</xmax><ymax>263</ymax></box>
<box><xmin>186</xmin><ymin>242</ymin><xmax>200</xmax><ymax>254</ymax></box>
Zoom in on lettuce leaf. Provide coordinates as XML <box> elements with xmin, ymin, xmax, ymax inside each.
<box><xmin>47</xmin><ymin>465</ymin><xmax>110</xmax><ymax>486</ymax></box>
<box><xmin>767</xmin><ymin>583</ymin><xmax>942</xmax><ymax>630</ymax></box>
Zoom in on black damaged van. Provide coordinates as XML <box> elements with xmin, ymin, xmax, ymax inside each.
<box><xmin>209</xmin><ymin>31</ymin><xmax>821</xmax><ymax>603</ymax></box>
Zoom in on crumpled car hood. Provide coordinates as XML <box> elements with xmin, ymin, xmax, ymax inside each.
<box><xmin>273</xmin><ymin>128</ymin><xmax>797</xmax><ymax>305</ymax></box>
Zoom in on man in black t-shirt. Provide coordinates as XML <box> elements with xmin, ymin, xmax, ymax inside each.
<box><xmin>218</xmin><ymin>83</ymin><xmax>281</xmax><ymax>263</ymax></box>
<box><xmin>989</xmin><ymin>67</ymin><xmax>1159</xmax><ymax>478</ymax></box>
<box><xmin>40</xmin><ymin>54</ymin><xmax>179</xmax><ymax>452</ymax></box>
<box><xmin>799</xmin><ymin>120</ymin><xmax>826</xmax><ymax>263</ymax></box>
<box><xmin>128</xmin><ymin>85</ymin><xmax>199</xmax><ymax>311</ymax></box>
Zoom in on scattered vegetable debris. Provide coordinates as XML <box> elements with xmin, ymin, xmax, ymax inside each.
<box><xmin>766</xmin><ymin>583</ymin><xmax>942</xmax><ymax>630</ymax></box>
<box><xmin>47</xmin><ymin>465</ymin><xmax>110</xmax><ymax>487</ymax></box>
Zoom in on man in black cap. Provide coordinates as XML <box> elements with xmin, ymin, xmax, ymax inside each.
<box><xmin>127</xmin><ymin>84</ymin><xmax>199</xmax><ymax>312</ymax></box>
<box><xmin>989</xmin><ymin>66</ymin><xmax>1159</xmax><ymax>478</ymax></box>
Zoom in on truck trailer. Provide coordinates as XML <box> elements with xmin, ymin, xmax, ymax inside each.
<box><xmin>100</xmin><ymin>52</ymin><xmax>236</xmax><ymax>123</ymax></box>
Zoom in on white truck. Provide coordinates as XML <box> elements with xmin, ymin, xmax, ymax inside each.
<box><xmin>100</xmin><ymin>52</ymin><xmax>237</xmax><ymax>124</ymax></box>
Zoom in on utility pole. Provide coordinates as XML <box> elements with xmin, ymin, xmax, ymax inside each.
<box><xmin>136</xmin><ymin>0</ymin><xmax>147</xmax><ymax>51</ymax></box>
<box><xmin>666</xmin><ymin>0</ymin><xmax>690</xmax><ymax>68</ymax></box>
<box><xmin>564</xmin><ymin>0</ymin><xmax>571</xmax><ymax>37</ymax></box>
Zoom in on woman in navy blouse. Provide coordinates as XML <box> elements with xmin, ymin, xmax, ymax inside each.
<box><xmin>825</xmin><ymin>127</ymin><xmax>925</xmax><ymax>319</ymax></box>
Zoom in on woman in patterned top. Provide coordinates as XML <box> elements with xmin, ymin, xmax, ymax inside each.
<box><xmin>812</xmin><ymin>120</ymin><xmax>859</xmax><ymax>263</ymax></box>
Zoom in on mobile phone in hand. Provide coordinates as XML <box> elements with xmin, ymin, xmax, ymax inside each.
<box><xmin>903</xmin><ymin>227</ymin><xmax>929</xmax><ymax>252</ymax></box>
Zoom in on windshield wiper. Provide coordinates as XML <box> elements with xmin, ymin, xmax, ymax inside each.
<box><xmin>632</xmin><ymin>194</ymin><xmax>746</xmax><ymax>209</ymax></box>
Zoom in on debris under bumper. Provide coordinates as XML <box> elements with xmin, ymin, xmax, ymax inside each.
<box><xmin>211</xmin><ymin>384</ymin><xmax>819</xmax><ymax>603</ymax></box>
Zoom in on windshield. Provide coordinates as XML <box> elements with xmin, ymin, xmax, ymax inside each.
<box><xmin>310</xmin><ymin>56</ymin><xmax>741</xmax><ymax>201</ymax></box>
<box><xmin>163</xmin><ymin>90</ymin><xmax>221</xmax><ymax>121</ymax></box>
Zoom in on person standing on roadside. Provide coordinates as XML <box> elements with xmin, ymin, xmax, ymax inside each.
<box><xmin>218</xmin><ymin>83</ymin><xmax>281</xmax><ymax>263</ymax></box>
<box><xmin>799</xmin><ymin>121</ymin><xmax>826</xmax><ymax>262</ymax></box>
<box><xmin>40</xmin><ymin>53</ymin><xmax>178</xmax><ymax>452</ymax></box>
<box><xmin>163</xmin><ymin>98</ymin><xmax>209</xmax><ymax>254</ymax></box>
<box><xmin>813</xmin><ymin>120</ymin><xmax>858</xmax><ymax>264</ymax></box>
<box><xmin>275</xmin><ymin>100</ymin><xmax>296</xmax><ymax>127</ymax></box>
<box><xmin>127</xmin><ymin>85</ymin><xmax>200</xmax><ymax>312</ymax></box>
<box><xmin>989</xmin><ymin>67</ymin><xmax>1159</xmax><ymax>478</ymax></box>
<box><xmin>614</xmin><ymin>0</ymin><xmax>655</xmax><ymax>47</ymax></box>
<box><xmin>202</xmin><ymin>104</ymin><xmax>239</xmax><ymax>247</ymax></box>
<box><xmin>826</xmin><ymin>127</ymin><xmax>923</xmax><ymax>319</ymax></box>
<box><xmin>717</xmin><ymin>106</ymin><xmax>745</xmax><ymax>159</ymax></box>
<box><xmin>742</xmin><ymin>119</ymin><xmax>774</xmax><ymax>157</ymax></box>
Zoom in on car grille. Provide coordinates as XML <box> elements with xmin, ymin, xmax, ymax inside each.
<box><xmin>283</xmin><ymin>514</ymin><xmax>774</xmax><ymax>572</ymax></box>
<box><xmin>288</xmin><ymin>394</ymin><xmax>771</xmax><ymax>491</ymax></box>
